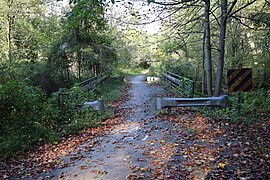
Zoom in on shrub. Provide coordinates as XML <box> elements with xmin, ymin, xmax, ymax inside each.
<box><xmin>0</xmin><ymin>80</ymin><xmax>48</xmax><ymax>157</ymax></box>
<box><xmin>197</xmin><ymin>89</ymin><xmax>270</xmax><ymax>124</ymax></box>
<box><xmin>0</xmin><ymin>78</ymin><xmax>124</xmax><ymax>159</ymax></box>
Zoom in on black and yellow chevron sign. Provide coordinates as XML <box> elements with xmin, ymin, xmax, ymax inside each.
<box><xmin>227</xmin><ymin>68</ymin><xmax>253</xmax><ymax>93</ymax></box>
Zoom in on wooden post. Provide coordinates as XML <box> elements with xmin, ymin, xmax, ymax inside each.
<box><xmin>237</xmin><ymin>92</ymin><xmax>241</xmax><ymax>114</ymax></box>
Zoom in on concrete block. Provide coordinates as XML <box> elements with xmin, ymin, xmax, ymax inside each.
<box><xmin>83</xmin><ymin>100</ymin><xmax>105</xmax><ymax>112</ymax></box>
<box><xmin>146</xmin><ymin>77</ymin><xmax>160</xmax><ymax>82</ymax></box>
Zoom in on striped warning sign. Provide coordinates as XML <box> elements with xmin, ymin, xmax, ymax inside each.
<box><xmin>227</xmin><ymin>68</ymin><xmax>253</xmax><ymax>93</ymax></box>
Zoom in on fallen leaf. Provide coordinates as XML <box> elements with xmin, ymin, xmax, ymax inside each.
<box><xmin>218</xmin><ymin>163</ymin><xmax>226</xmax><ymax>169</ymax></box>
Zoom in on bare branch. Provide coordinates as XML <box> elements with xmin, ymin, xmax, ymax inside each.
<box><xmin>153</xmin><ymin>0</ymin><xmax>198</xmax><ymax>6</ymax></box>
<box><xmin>184</xmin><ymin>38</ymin><xmax>204</xmax><ymax>45</ymax></box>
<box><xmin>231</xmin><ymin>15</ymin><xmax>257</xmax><ymax>30</ymax></box>
<box><xmin>173</xmin><ymin>14</ymin><xmax>204</xmax><ymax>29</ymax></box>
<box><xmin>177</xmin><ymin>31</ymin><xmax>204</xmax><ymax>34</ymax></box>
<box><xmin>227</xmin><ymin>0</ymin><xmax>237</xmax><ymax>16</ymax></box>
<box><xmin>209</xmin><ymin>10</ymin><xmax>220</xmax><ymax>26</ymax></box>
<box><xmin>232</xmin><ymin>15</ymin><xmax>257</xmax><ymax>22</ymax></box>
<box><xmin>158</xmin><ymin>9</ymin><xmax>203</xmax><ymax>36</ymax></box>
<box><xmin>229</xmin><ymin>0</ymin><xmax>257</xmax><ymax>17</ymax></box>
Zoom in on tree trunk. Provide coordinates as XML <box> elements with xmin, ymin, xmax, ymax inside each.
<box><xmin>6</xmin><ymin>0</ymin><xmax>14</xmax><ymax>64</ymax></box>
<box><xmin>7</xmin><ymin>16</ymin><xmax>12</xmax><ymax>62</ymax></box>
<box><xmin>214</xmin><ymin>0</ymin><xmax>228</xmax><ymax>96</ymax></box>
<box><xmin>78</xmin><ymin>58</ymin><xmax>81</xmax><ymax>80</ymax></box>
<box><xmin>263</xmin><ymin>43</ymin><xmax>270</xmax><ymax>88</ymax></box>
<box><xmin>202</xmin><ymin>22</ymin><xmax>206</xmax><ymax>94</ymax></box>
<box><xmin>75</xmin><ymin>51</ymin><xmax>82</xmax><ymax>80</ymax></box>
<box><xmin>204</xmin><ymin>0</ymin><xmax>212</xmax><ymax>96</ymax></box>
<box><xmin>66</xmin><ymin>65</ymin><xmax>70</xmax><ymax>84</ymax></box>
<box><xmin>213</xmin><ymin>0</ymin><xmax>239</xmax><ymax>96</ymax></box>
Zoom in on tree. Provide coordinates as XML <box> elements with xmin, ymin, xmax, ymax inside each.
<box><xmin>204</xmin><ymin>0</ymin><xmax>213</xmax><ymax>96</ymax></box>
<box><xmin>249</xmin><ymin>3</ymin><xmax>270</xmax><ymax>88</ymax></box>
<box><xmin>146</xmin><ymin>0</ymin><xmax>261</xmax><ymax>96</ymax></box>
<box><xmin>213</xmin><ymin>0</ymin><xmax>237</xmax><ymax>96</ymax></box>
<box><xmin>0</xmin><ymin>0</ymin><xmax>44</xmax><ymax>64</ymax></box>
<box><xmin>43</xmin><ymin>0</ymin><xmax>117</xmax><ymax>86</ymax></box>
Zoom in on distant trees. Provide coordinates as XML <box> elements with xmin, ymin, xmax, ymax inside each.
<box><xmin>0</xmin><ymin>0</ymin><xmax>118</xmax><ymax>92</ymax></box>
<box><xmin>0</xmin><ymin>0</ymin><xmax>43</xmax><ymax>64</ymax></box>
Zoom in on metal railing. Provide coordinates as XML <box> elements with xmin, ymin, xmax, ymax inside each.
<box><xmin>158</xmin><ymin>71</ymin><xmax>228</xmax><ymax>110</ymax></box>
<box><xmin>162</xmin><ymin>71</ymin><xmax>194</xmax><ymax>97</ymax></box>
<box><xmin>156</xmin><ymin>95</ymin><xmax>228</xmax><ymax>110</ymax></box>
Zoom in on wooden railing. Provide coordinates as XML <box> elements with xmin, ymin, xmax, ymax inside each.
<box><xmin>162</xmin><ymin>71</ymin><xmax>194</xmax><ymax>97</ymax></box>
<box><xmin>58</xmin><ymin>74</ymin><xmax>107</xmax><ymax>108</ymax></box>
<box><xmin>77</xmin><ymin>74</ymin><xmax>107</xmax><ymax>92</ymax></box>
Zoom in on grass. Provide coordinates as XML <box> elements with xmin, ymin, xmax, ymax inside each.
<box><xmin>98</xmin><ymin>78</ymin><xmax>124</xmax><ymax>102</ymax></box>
<box><xmin>112</xmin><ymin>67</ymin><xmax>145</xmax><ymax>78</ymax></box>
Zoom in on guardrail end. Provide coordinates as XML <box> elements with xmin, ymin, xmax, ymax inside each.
<box><xmin>156</xmin><ymin>97</ymin><xmax>163</xmax><ymax>110</ymax></box>
<box><xmin>220</xmin><ymin>95</ymin><xmax>228</xmax><ymax>108</ymax></box>
<box><xmin>84</xmin><ymin>100</ymin><xmax>105</xmax><ymax>112</ymax></box>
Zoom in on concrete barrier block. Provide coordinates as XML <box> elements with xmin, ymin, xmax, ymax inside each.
<box><xmin>83</xmin><ymin>100</ymin><xmax>105</xmax><ymax>112</ymax></box>
<box><xmin>146</xmin><ymin>77</ymin><xmax>160</xmax><ymax>82</ymax></box>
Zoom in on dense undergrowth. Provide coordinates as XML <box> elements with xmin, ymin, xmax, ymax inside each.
<box><xmin>199</xmin><ymin>89</ymin><xmax>270</xmax><ymax>124</ymax></box>
<box><xmin>173</xmin><ymin>87</ymin><xmax>270</xmax><ymax>124</ymax></box>
<box><xmin>0</xmin><ymin>78</ymin><xmax>124</xmax><ymax>160</ymax></box>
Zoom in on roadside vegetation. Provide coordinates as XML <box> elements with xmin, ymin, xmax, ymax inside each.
<box><xmin>0</xmin><ymin>0</ymin><xmax>138</xmax><ymax>159</ymax></box>
<box><xmin>198</xmin><ymin>90</ymin><xmax>270</xmax><ymax>124</ymax></box>
<box><xmin>0</xmin><ymin>78</ymin><xmax>124</xmax><ymax>159</ymax></box>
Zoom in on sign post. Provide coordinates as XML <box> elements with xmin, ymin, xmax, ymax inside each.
<box><xmin>227</xmin><ymin>68</ymin><xmax>253</xmax><ymax>113</ymax></box>
<box><xmin>238</xmin><ymin>92</ymin><xmax>241</xmax><ymax>114</ymax></box>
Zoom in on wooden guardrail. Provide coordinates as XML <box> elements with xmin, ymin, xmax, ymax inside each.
<box><xmin>77</xmin><ymin>74</ymin><xmax>107</xmax><ymax>92</ymax></box>
<box><xmin>162</xmin><ymin>71</ymin><xmax>194</xmax><ymax>97</ymax></box>
<box><xmin>58</xmin><ymin>74</ymin><xmax>107</xmax><ymax>108</ymax></box>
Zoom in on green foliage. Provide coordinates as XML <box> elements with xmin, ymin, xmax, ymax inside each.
<box><xmin>99</xmin><ymin>78</ymin><xmax>124</xmax><ymax>102</ymax></box>
<box><xmin>147</xmin><ymin>0</ymin><xmax>155</xmax><ymax>4</ymax></box>
<box><xmin>175</xmin><ymin>78</ymin><xmax>194</xmax><ymax>97</ymax></box>
<box><xmin>242</xmin><ymin>89</ymin><xmax>270</xmax><ymax>114</ymax></box>
<box><xmin>42</xmin><ymin>86</ymin><xmax>99</xmax><ymax>136</ymax></box>
<box><xmin>198</xmin><ymin>89</ymin><xmax>270</xmax><ymax>124</ymax></box>
<box><xmin>250</xmin><ymin>11</ymin><xmax>270</xmax><ymax>28</ymax></box>
<box><xmin>0</xmin><ymin>0</ymin><xmax>125</xmax><ymax>159</ymax></box>
<box><xmin>67</xmin><ymin>0</ymin><xmax>107</xmax><ymax>31</ymax></box>
<box><xmin>0</xmin><ymin>78</ymin><xmax>124</xmax><ymax>159</ymax></box>
<box><xmin>0</xmin><ymin>81</ymin><xmax>47</xmax><ymax>157</ymax></box>
<box><xmin>0</xmin><ymin>81</ymin><xmax>45</xmax><ymax>132</ymax></box>
<box><xmin>66</xmin><ymin>0</ymin><xmax>107</xmax><ymax>33</ymax></box>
